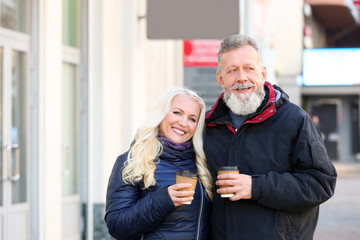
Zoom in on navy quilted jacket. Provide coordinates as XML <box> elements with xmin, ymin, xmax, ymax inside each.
<box><xmin>105</xmin><ymin>144</ymin><xmax>211</xmax><ymax>240</ymax></box>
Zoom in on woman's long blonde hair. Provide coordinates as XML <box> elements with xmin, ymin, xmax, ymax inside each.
<box><xmin>122</xmin><ymin>87</ymin><xmax>213</xmax><ymax>200</ymax></box>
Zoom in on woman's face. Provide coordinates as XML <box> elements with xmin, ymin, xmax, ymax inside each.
<box><xmin>159</xmin><ymin>94</ymin><xmax>200</xmax><ymax>144</ymax></box>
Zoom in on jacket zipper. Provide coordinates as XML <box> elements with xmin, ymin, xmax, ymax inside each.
<box><xmin>196</xmin><ymin>181</ymin><xmax>204</xmax><ymax>240</ymax></box>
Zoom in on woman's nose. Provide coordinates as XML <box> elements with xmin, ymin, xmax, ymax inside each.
<box><xmin>178</xmin><ymin>116</ymin><xmax>187</xmax><ymax>126</ymax></box>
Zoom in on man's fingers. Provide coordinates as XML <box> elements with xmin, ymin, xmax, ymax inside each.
<box><xmin>216</xmin><ymin>179</ymin><xmax>236</xmax><ymax>186</ymax></box>
<box><xmin>217</xmin><ymin>173</ymin><xmax>239</xmax><ymax>179</ymax></box>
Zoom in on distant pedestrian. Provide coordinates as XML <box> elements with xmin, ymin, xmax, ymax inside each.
<box><xmin>204</xmin><ymin>34</ymin><xmax>337</xmax><ymax>240</ymax></box>
<box><xmin>311</xmin><ymin>113</ymin><xmax>325</xmax><ymax>140</ymax></box>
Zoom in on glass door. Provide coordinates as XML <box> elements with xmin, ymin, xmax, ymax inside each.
<box><xmin>0</xmin><ymin>46</ymin><xmax>3</xmax><ymax>240</ymax></box>
<box><xmin>62</xmin><ymin>0</ymin><xmax>83</xmax><ymax>238</ymax></box>
<box><xmin>1</xmin><ymin>1</ymin><xmax>30</xmax><ymax>237</ymax></box>
<box><xmin>62</xmin><ymin>62</ymin><xmax>81</xmax><ymax>240</ymax></box>
<box><xmin>0</xmin><ymin>46</ymin><xmax>29</xmax><ymax>240</ymax></box>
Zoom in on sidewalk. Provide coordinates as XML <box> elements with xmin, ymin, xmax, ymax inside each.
<box><xmin>314</xmin><ymin>162</ymin><xmax>360</xmax><ymax>240</ymax></box>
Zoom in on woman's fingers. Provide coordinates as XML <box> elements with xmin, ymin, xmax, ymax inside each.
<box><xmin>168</xmin><ymin>183</ymin><xmax>195</xmax><ymax>206</ymax></box>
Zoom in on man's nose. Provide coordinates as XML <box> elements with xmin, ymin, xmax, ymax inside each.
<box><xmin>236</xmin><ymin>69</ymin><xmax>247</xmax><ymax>82</ymax></box>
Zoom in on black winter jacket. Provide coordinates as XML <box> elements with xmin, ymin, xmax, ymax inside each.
<box><xmin>105</xmin><ymin>144</ymin><xmax>211</xmax><ymax>240</ymax></box>
<box><xmin>204</xmin><ymin>82</ymin><xmax>337</xmax><ymax>240</ymax></box>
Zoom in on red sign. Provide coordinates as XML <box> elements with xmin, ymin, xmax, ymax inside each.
<box><xmin>183</xmin><ymin>40</ymin><xmax>222</xmax><ymax>67</ymax></box>
<box><xmin>354</xmin><ymin>0</ymin><xmax>360</xmax><ymax>5</ymax></box>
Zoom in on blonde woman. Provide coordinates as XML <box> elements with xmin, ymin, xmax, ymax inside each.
<box><xmin>105</xmin><ymin>87</ymin><xmax>213</xmax><ymax>240</ymax></box>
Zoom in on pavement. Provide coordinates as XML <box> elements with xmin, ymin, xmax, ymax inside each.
<box><xmin>313</xmin><ymin>162</ymin><xmax>360</xmax><ymax>240</ymax></box>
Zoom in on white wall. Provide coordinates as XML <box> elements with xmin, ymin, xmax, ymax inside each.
<box><xmin>39</xmin><ymin>0</ymin><xmax>63</xmax><ymax>239</ymax></box>
<box><xmin>88</xmin><ymin>0</ymin><xmax>183</xmax><ymax>207</ymax></box>
<box><xmin>273</xmin><ymin>0</ymin><xmax>304</xmax><ymax>105</ymax></box>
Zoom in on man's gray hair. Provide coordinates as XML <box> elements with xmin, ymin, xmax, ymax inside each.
<box><xmin>218</xmin><ymin>34</ymin><xmax>262</xmax><ymax>70</ymax></box>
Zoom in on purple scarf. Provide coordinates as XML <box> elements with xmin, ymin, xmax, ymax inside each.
<box><xmin>158</xmin><ymin>135</ymin><xmax>193</xmax><ymax>151</ymax></box>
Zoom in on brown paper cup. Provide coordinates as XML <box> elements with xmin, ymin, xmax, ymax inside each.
<box><xmin>176</xmin><ymin>170</ymin><xmax>197</xmax><ymax>204</ymax></box>
<box><xmin>217</xmin><ymin>166</ymin><xmax>239</xmax><ymax>198</ymax></box>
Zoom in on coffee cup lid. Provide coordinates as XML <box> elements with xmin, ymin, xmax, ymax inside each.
<box><xmin>176</xmin><ymin>170</ymin><xmax>197</xmax><ymax>178</ymax></box>
<box><xmin>218</xmin><ymin>166</ymin><xmax>239</xmax><ymax>171</ymax></box>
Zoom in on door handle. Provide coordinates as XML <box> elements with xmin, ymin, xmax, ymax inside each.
<box><xmin>4</xmin><ymin>144</ymin><xmax>21</xmax><ymax>181</ymax></box>
<box><xmin>62</xmin><ymin>143</ymin><xmax>70</xmax><ymax>176</ymax></box>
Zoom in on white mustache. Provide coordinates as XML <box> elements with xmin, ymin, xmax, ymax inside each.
<box><xmin>230</xmin><ymin>83</ymin><xmax>255</xmax><ymax>90</ymax></box>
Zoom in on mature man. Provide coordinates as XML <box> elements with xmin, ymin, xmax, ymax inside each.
<box><xmin>204</xmin><ymin>34</ymin><xmax>337</xmax><ymax>240</ymax></box>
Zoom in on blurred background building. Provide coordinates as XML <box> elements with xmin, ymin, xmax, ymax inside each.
<box><xmin>0</xmin><ymin>0</ymin><xmax>359</xmax><ymax>239</ymax></box>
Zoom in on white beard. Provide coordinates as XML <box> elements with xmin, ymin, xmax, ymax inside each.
<box><xmin>224</xmin><ymin>84</ymin><xmax>265</xmax><ymax>115</ymax></box>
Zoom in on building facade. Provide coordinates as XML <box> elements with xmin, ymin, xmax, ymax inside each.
<box><xmin>1</xmin><ymin>0</ymin><xmax>358</xmax><ymax>240</ymax></box>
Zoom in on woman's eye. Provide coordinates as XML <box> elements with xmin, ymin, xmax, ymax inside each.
<box><xmin>189</xmin><ymin>118</ymin><xmax>197</xmax><ymax>123</ymax></box>
<box><xmin>173</xmin><ymin>111</ymin><xmax>181</xmax><ymax>115</ymax></box>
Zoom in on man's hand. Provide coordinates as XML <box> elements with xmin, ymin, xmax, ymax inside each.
<box><xmin>216</xmin><ymin>173</ymin><xmax>252</xmax><ymax>201</ymax></box>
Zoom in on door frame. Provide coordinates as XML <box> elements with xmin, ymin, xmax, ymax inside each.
<box><xmin>0</xmin><ymin>27</ymin><xmax>31</xmax><ymax>240</ymax></box>
<box><xmin>309</xmin><ymin>98</ymin><xmax>342</xmax><ymax>161</ymax></box>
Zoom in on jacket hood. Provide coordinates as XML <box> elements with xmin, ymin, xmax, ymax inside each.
<box><xmin>273</xmin><ymin>84</ymin><xmax>289</xmax><ymax>108</ymax></box>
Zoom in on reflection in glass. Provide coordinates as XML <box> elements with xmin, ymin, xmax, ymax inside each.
<box><xmin>62</xmin><ymin>63</ymin><xmax>78</xmax><ymax>196</ymax></box>
<box><xmin>63</xmin><ymin>0</ymin><xmax>80</xmax><ymax>47</ymax></box>
<box><xmin>11</xmin><ymin>50</ymin><xmax>27</xmax><ymax>204</ymax></box>
<box><xmin>0</xmin><ymin>0</ymin><xmax>30</xmax><ymax>33</ymax></box>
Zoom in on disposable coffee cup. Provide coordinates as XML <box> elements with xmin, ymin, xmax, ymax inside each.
<box><xmin>176</xmin><ymin>170</ymin><xmax>198</xmax><ymax>204</ymax></box>
<box><xmin>217</xmin><ymin>166</ymin><xmax>239</xmax><ymax>198</ymax></box>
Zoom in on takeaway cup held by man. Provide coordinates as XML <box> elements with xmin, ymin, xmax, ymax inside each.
<box><xmin>217</xmin><ymin>166</ymin><xmax>239</xmax><ymax>198</ymax></box>
<box><xmin>176</xmin><ymin>170</ymin><xmax>198</xmax><ymax>204</ymax></box>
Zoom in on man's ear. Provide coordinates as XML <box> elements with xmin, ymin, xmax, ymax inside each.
<box><xmin>261</xmin><ymin>66</ymin><xmax>267</xmax><ymax>84</ymax></box>
<box><xmin>216</xmin><ymin>71</ymin><xmax>225</xmax><ymax>89</ymax></box>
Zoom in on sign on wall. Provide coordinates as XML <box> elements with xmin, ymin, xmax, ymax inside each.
<box><xmin>147</xmin><ymin>0</ymin><xmax>239</xmax><ymax>39</ymax></box>
<box><xmin>302</xmin><ymin>48</ymin><xmax>360</xmax><ymax>86</ymax></box>
<box><xmin>183</xmin><ymin>40</ymin><xmax>222</xmax><ymax>67</ymax></box>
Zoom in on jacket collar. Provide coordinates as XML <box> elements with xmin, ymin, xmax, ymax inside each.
<box><xmin>205</xmin><ymin>82</ymin><xmax>287</xmax><ymax>129</ymax></box>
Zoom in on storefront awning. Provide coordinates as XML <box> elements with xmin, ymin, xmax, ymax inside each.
<box><xmin>305</xmin><ymin>0</ymin><xmax>360</xmax><ymax>46</ymax></box>
<box><xmin>305</xmin><ymin>0</ymin><xmax>360</xmax><ymax>30</ymax></box>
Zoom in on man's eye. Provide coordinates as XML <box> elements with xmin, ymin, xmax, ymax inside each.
<box><xmin>229</xmin><ymin>69</ymin><xmax>237</xmax><ymax>73</ymax></box>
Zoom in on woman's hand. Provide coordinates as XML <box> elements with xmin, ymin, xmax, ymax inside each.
<box><xmin>168</xmin><ymin>183</ymin><xmax>195</xmax><ymax>206</ymax></box>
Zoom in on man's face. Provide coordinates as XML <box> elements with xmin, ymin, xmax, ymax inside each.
<box><xmin>216</xmin><ymin>46</ymin><xmax>267</xmax><ymax>103</ymax></box>
<box><xmin>216</xmin><ymin>46</ymin><xmax>267</xmax><ymax>115</ymax></box>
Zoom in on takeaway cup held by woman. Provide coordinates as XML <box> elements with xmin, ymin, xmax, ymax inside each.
<box><xmin>175</xmin><ymin>170</ymin><xmax>198</xmax><ymax>204</ymax></box>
